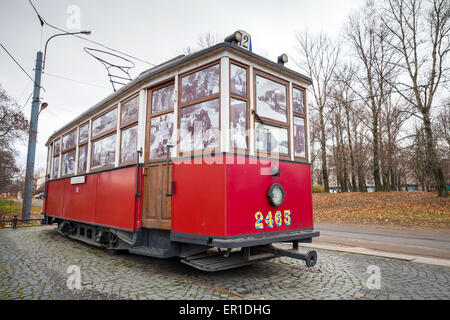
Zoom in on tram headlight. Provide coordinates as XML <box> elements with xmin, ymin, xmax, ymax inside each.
<box><xmin>267</xmin><ymin>183</ymin><xmax>285</xmax><ymax>207</ymax></box>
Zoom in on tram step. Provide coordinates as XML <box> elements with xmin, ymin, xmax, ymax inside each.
<box><xmin>129</xmin><ymin>246</ymin><xmax>172</xmax><ymax>258</ymax></box>
<box><xmin>181</xmin><ymin>250</ymin><xmax>276</xmax><ymax>272</ymax></box>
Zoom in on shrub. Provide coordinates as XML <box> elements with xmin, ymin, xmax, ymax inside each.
<box><xmin>313</xmin><ymin>184</ymin><xmax>325</xmax><ymax>193</ymax></box>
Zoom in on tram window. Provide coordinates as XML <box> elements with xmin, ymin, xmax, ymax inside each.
<box><xmin>91</xmin><ymin>134</ymin><xmax>116</xmax><ymax>170</ymax></box>
<box><xmin>180</xmin><ymin>64</ymin><xmax>219</xmax><ymax>105</ymax></box>
<box><xmin>54</xmin><ymin>139</ymin><xmax>60</xmax><ymax>155</ymax></box>
<box><xmin>62</xmin><ymin>130</ymin><xmax>77</xmax><ymax>151</ymax></box>
<box><xmin>92</xmin><ymin>107</ymin><xmax>118</xmax><ymax>139</ymax></box>
<box><xmin>149</xmin><ymin>113</ymin><xmax>174</xmax><ymax>159</ymax></box>
<box><xmin>293</xmin><ymin>87</ymin><xmax>305</xmax><ymax>115</ymax></box>
<box><xmin>255</xmin><ymin>123</ymin><xmax>289</xmax><ymax>155</ymax></box>
<box><xmin>293</xmin><ymin>85</ymin><xmax>307</xmax><ymax>160</ymax></box>
<box><xmin>52</xmin><ymin>156</ymin><xmax>59</xmax><ymax>178</ymax></box>
<box><xmin>179</xmin><ymin>98</ymin><xmax>220</xmax><ymax>153</ymax></box>
<box><xmin>79</xmin><ymin>122</ymin><xmax>89</xmax><ymax>144</ymax></box>
<box><xmin>230</xmin><ymin>64</ymin><xmax>247</xmax><ymax>97</ymax></box>
<box><xmin>62</xmin><ymin>149</ymin><xmax>76</xmax><ymax>176</ymax></box>
<box><xmin>78</xmin><ymin>144</ymin><xmax>88</xmax><ymax>173</ymax></box>
<box><xmin>120</xmin><ymin>125</ymin><xmax>138</xmax><ymax>164</ymax></box>
<box><xmin>121</xmin><ymin>95</ymin><xmax>139</xmax><ymax>126</ymax></box>
<box><xmin>255</xmin><ymin>74</ymin><xmax>287</xmax><ymax>123</ymax></box>
<box><xmin>293</xmin><ymin>116</ymin><xmax>306</xmax><ymax>158</ymax></box>
<box><xmin>229</xmin><ymin>62</ymin><xmax>249</xmax><ymax>152</ymax></box>
<box><xmin>230</xmin><ymin>98</ymin><xmax>248</xmax><ymax>149</ymax></box>
<box><xmin>152</xmin><ymin>84</ymin><xmax>174</xmax><ymax>114</ymax></box>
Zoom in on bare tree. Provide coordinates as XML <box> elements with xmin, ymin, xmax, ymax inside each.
<box><xmin>0</xmin><ymin>85</ymin><xmax>29</xmax><ymax>192</ymax></box>
<box><xmin>295</xmin><ymin>31</ymin><xmax>341</xmax><ymax>192</ymax></box>
<box><xmin>380</xmin><ymin>0</ymin><xmax>450</xmax><ymax>196</ymax></box>
<box><xmin>182</xmin><ymin>32</ymin><xmax>220</xmax><ymax>55</ymax></box>
<box><xmin>344</xmin><ymin>0</ymin><xmax>400</xmax><ymax>192</ymax></box>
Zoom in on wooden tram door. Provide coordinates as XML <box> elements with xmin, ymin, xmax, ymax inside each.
<box><xmin>142</xmin><ymin>162</ymin><xmax>172</xmax><ymax>229</ymax></box>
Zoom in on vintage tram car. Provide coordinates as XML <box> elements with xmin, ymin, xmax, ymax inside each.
<box><xmin>43</xmin><ymin>32</ymin><xmax>319</xmax><ymax>271</ymax></box>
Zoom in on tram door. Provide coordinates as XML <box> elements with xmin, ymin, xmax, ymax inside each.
<box><xmin>142</xmin><ymin>162</ymin><xmax>172</xmax><ymax>229</ymax></box>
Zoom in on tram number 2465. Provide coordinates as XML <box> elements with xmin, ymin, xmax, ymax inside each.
<box><xmin>254</xmin><ymin>210</ymin><xmax>291</xmax><ymax>230</ymax></box>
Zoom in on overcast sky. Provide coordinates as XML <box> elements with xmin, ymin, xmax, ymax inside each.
<box><xmin>0</xmin><ymin>0</ymin><xmax>365</xmax><ymax>172</ymax></box>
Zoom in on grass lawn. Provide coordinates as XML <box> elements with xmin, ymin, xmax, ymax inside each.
<box><xmin>313</xmin><ymin>191</ymin><xmax>450</xmax><ymax>230</ymax></box>
<box><xmin>0</xmin><ymin>200</ymin><xmax>43</xmax><ymax>227</ymax></box>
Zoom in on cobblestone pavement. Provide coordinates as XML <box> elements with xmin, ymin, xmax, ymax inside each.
<box><xmin>0</xmin><ymin>226</ymin><xmax>449</xmax><ymax>300</ymax></box>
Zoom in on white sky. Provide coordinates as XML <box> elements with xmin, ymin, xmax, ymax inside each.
<box><xmin>0</xmin><ymin>0</ymin><xmax>365</xmax><ymax>172</ymax></box>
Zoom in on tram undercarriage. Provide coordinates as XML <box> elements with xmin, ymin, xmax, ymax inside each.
<box><xmin>51</xmin><ymin>217</ymin><xmax>319</xmax><ymax>272</ymax></box>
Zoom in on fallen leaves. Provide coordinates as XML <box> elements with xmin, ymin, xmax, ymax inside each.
<box><xmin>313</xmin><ymin>191</ymin><xmax>450</xmax><ymax>230</ymax></box>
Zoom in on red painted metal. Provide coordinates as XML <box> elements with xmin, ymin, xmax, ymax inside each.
<box><xmin>45</xmin><ymin>155</ymin><xmax>313</xmax><ymax>239</ymax></box>
<box><xmin>45</xmin><ymin>167</ymin><xmax>138</xmax><ymax>230</ymax></box>
<box><xmin>171</xmin><ymin>157</ymin><xmax>227</xmax><ymax>236</ymax></box>
<box><xmin>225</xmin><ymin>155</ymin><xmax>313</xmax><ymax>236</ymax></box>
<box><xmin>171</xmin><ymin>155</ymin><xmax>313</xmax><ymax>237</ymax></box>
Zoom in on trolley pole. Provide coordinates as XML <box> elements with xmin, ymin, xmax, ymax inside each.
<box><xmin>21</xmin><ymin>51</ymin><xmax>43</xmax><ymax>220</ymax></box>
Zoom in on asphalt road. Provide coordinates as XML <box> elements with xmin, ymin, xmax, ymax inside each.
<box><xmin>314</xmin><ymin>223</ymin><xmax>450</xmax><ymax>259</ymax></box>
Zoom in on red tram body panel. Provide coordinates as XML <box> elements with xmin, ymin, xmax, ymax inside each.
<box><xmin>45</xmin><ymin>167</ymin><xmax>139</xmax><ymax>231</ymax></box>
<box><xmin>42</xmin><ymin>39</ymin><xmax>320</xmax><ymax>271</ymax></box>
<box><xmin>171</xmin><ymin>155</ymin><xmax>313</xmax><ymax>238</ymax></box>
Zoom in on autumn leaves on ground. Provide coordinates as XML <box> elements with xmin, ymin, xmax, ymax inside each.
<box><xmin>313</xmin><ymin>191</ymin><xmax>450</xmax><ymax>230</ymax></box>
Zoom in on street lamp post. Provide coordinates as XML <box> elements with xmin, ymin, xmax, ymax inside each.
<box><xmin>21</xmin><ymin>30</ymin><xmax>91</xmax><ymax>220</ymax></box>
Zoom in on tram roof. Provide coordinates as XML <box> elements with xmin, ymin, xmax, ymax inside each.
<box><xmin>46</xmin><ymin>42</ymin><xmax>312</xmax><ymax>145</ymax></box>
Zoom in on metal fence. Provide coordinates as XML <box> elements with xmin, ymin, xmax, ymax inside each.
<box><xmin>0</xmin><ymin>215</ymin><xmax>44</xmax><ymax>229</ymax></box>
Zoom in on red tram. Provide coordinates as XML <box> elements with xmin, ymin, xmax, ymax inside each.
<box><xmin>43</xmin><ymin>31</ymin><xmax>320</xmax><ymax>271</ymax></box>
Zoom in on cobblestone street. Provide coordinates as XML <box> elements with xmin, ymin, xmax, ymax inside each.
<box><xmin>0</xmin><ymin>226</ymin><xmax>449</xmax><ymax>300</ymax></box>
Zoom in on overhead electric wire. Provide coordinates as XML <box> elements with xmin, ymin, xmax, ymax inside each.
<box><xmin>43</xmin><ymin>72</ymin><xmax>110</xmax><ymax>89</ymax></box>
<box><xmin>0</xmin><ymin>42</ymin><xmax>44</xmax><ymax>90</ymax></box>
<box><xmin>28</xmin><ymin>0</ymin><xmax>156</xmax><ymax>67</ymax></box>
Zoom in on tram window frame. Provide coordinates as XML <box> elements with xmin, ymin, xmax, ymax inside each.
<box><xmin>60</xmin><ymin>128</ymin><xmax>78</xmax><ymax>178</ymax></box>
<box><xmin>91</xmin><ymin>106</ymin><xmax>118</xmax><ymax>141</ymax></box>
<box><xmin>292</xmin><ymin>84</ymin><xmax>308</xmax><ymax>162</ymax></box>
<box><xmin>52</xmin><ymin>138</ymin><xmax>61</xmax><ymax>179</ymax></box>
<box><xmin>177</xmin><ymin>61</ymin><xmax>221</xmax><ymax>157</ymax></box>
<box><xmin>229</xmin><ymin>60</ymin><xmax>250</xmax><ymax>154</ymax></box>
<box><xmin>77</xmin><ymin>121</ymin><xmax>89</xmax><ymax>174</ymax></box>
<box><xmin>90</xmin><ymin>106</ymin><xmax>118</xmax><ymax>172</ymax></box>
<box><xmin>90</xmin><ymin>131</ymin><xmax>117</xmax><ymax>172</ymax></box>
<box><xmin>146</xmin><ymin>81</ymin><xmax>175</xmax><ymax>161</ymax></box>
<box><xmin>253</xmin><ymin>69</ymin><xmax>291</xmax><ymax>160</ymax></box>
<box><xmin>78</xmin><ymin>121</ymin><xmax>89</xmax><ymax>145</ymax></box>
<box><xmin>119</xmin><ymin>94</ymin><xmax>139</xmax><ymax>166</ymax></box>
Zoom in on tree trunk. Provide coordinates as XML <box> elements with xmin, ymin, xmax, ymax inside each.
<box><xmin>423</xmin><ymin>111</ymin><xmax>447</xmax><ymax>197</ymax></box>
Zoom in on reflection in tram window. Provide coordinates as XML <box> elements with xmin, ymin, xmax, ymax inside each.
<box><xmin>293</xmin><ymin>88</ymin><xmax>305</xmax><ymax>115</ymax></box>
<box><xmin>121</xmin><ymin>96</ymin><xmax>139</xmax><ymax>125</ymax></box>
<box><xmin>230</xmin><ymin>98</ymin><xmax>247</xmax><ymax>149</ymax></box>
<box><xmin>180</xmin><ymin>64</ymin><xmax>219</xmax><ymax>104</ymax></box>
<box><xmin>255</xmin><ymin>123</ymin><xmax>288</xmax><ymax>155</ymax></box>
<box><xmin>121</xmin><ymin>125</ymin><xmax>138</xmax><ymax>164</ymax></box>
<box><xmin>62</xmin><ymin>149</ymin><xmax>76</xmax><ymax>176</ymax></box>
<box><xmin>62</xmin><ymin>130</ymin><xmax>77</xmax><ymax>151</ymax></box>
<box><xmin>294</xmin><ymin>116</ymin><xmax>306</xmax><ymax>158</ymax></box>
<box><xmin>92</xmin><ymin>108</ymin><xmax>117</xmax><ymax>138</ymax></box>
<box><xmin>149</xmin><ymin>113</ymin><xmax>174</xmax><ymax>159</ymax></box>
<box><xmin>92</xmin><ymin>134</ymin><xmax>116</xmax><ymax>169</ymax></box>
<box><xmin>152</xmin><ymin>85</ymin><xmax>175</xmax><ymax>114</ymax></box>
<box><xmin>52</xmin><ymin>156</ymin><xmax>59</xmax><ymax>178</ymax></box>
<box><xmin>255</xmin><ymin>75</ymin><xmax>287</xmax><ymax>123</ymax></box>
<box><xmin>179</xmin><ymin>99</ymin><xmax>220</xmax><ymax>153</ymax></box>
<box><xmin>78</xmin><ymin>144</ymin><xmax>88</xmax><ymax>173</ymax></box>
<box><xmin>79</xmin><ymin>123</ymin><xmax>89</xmax><ymax>143</ymax></box>
<box><xmin>230</xmin><ymin>64</ymin><xmax>247</xmax><ymax>97</ymax></box>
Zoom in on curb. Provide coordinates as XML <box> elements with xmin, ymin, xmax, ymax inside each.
<box><xmin>297</xmin><ymin>243</ymin><xmax>450</xmax><ymax>267</ymax></box>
